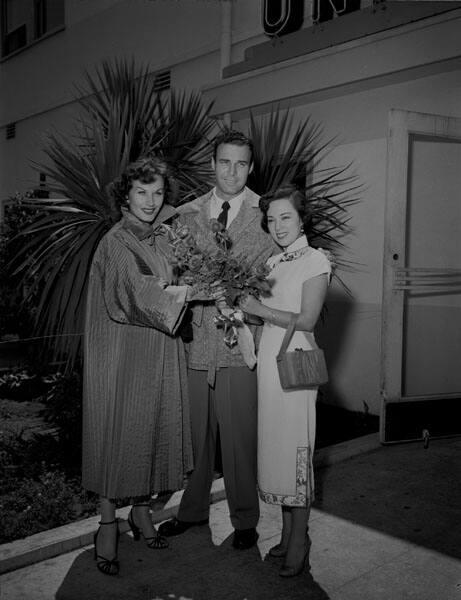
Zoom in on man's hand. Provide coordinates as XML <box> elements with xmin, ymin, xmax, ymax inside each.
<box><xmin>186</xmin><ymin>284</ymin><xmax>227</xmax><ymax>303</ymax></box>
<box><xmin>186</xmin><ymin>285</ymin><xmax>209</xmax><ymax>302</ymax></box>
<box><xmin>239</xmin><ymin>293</ymin><xmax>262</xmax><ymax>317</ymax></box>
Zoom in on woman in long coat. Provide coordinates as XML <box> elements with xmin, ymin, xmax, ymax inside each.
<box><xmin>82</xmin><ymin>157</ymin><xmax>197</xmax><ymax>576</ymax></box>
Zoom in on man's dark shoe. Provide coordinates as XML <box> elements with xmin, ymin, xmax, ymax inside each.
<box><xmin>158</xmin><ymin>517</ymin><xmax>208</xmax><ymax>537</ymax></box>
<box><xmin>232</xmin><ymin>527</ymin><xmax>259</xmax><ymax>550</ymax></box>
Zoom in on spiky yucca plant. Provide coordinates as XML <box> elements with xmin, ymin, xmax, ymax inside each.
<box><xmin>13</xmin><ymin>67</ymin><xmax>358</xmax><ymax>369</ymax></box>
<box><xmin>12</xmin><ymin>59</ymin><xmax>215</xmax><ymax>367</ymax></box>
<box><xmin>247</xmin><ymin>107</ymin><xmax>360</xmax><ymax>254</ymax></box>
<box><xmin>76</xmin><ymin>58</ymin><xmax>214</xmax><ymax>201</ymax></box>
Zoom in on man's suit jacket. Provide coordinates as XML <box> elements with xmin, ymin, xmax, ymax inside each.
<box><xmin>177</xmin><ymin>187</ymin><xmax>276</xmax><ymax>384</ymax></box>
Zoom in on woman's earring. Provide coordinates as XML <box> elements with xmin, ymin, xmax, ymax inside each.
<box><xmin>300</xmin><ymin>226</ymin><xmax>305</xmax><ymax>234</ymax></box>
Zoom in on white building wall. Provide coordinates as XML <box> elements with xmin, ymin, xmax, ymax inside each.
<box><xmin>2</xmin><ymin>1</ymin><xmax>461</xmax><ymax>415</ymax></box>
<box><xmin>233</xmin><ymin>68</ymin><xmax>461</xmax><ymax>414</ymax></box>
<box><xmin>1</xmin><ymin>0</ymin><xmax>232</xmax><ymax>196</ymax></box>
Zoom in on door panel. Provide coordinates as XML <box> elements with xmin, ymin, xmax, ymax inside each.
<box><xmin>403</xmin><ymin>135</ymin><xmax>461</xmax><ymax>397</ymax></box>
<box><xmin>381</xmin><ymin>110</ymin><xmax>461</xmax><ymax>443</ymax></box>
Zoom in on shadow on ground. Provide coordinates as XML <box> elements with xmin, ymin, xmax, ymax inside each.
<box><xmin>55</xmin><ymin>526</ymin><xmax>330</xmax><ymax>600</ymax></box>
<box><xmin>314</xmin><ymin>436</ymin><xmax>461</xmax><ymax>560</ymax></box>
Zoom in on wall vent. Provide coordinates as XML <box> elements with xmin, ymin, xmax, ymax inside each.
<box><xmin>153</xmin><ymin>70</ymin><xmax>171</xmax><ymax>92</ymax></box>
<box><xmin>6</xmin><ymin>123</ymin><xmax>16</xmax><ymax>140</ymax></box>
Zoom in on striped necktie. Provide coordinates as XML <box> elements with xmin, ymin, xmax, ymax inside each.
<box><xmin>217</xmin><ymin>200</ymin><xmax>230</xmax><ymax>229</ymax></box>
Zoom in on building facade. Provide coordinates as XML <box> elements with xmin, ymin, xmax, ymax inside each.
<box><xmin>2</xmin><ymin>0</ymin><xmax>461</xmax><ymax>434</ymax></box>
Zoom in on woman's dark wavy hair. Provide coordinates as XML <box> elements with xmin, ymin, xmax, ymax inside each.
<box><xmin>108</xmin><ymin>155</ymin><xmax>175</xmax><ymax>207</ymax></box>
<box><xmin>259</xmin><ymin>184</ymin><xmax>313</xmax><ymax>235</ymax></box>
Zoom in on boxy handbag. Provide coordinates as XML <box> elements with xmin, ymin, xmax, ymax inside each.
<box><xmin>276</xmin><ymin>315</ymin><xmax>328</xmax><ymax>390</ymax></box>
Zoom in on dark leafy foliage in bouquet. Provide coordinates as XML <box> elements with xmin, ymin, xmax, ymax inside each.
<box><xmin>169</xmin><ymin>219</ymin><xmax>272</xmax><ymax>306</ymax></box>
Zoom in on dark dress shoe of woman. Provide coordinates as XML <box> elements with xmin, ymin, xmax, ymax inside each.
<box><xmin>93</xmin><ymin>519</ymin><xmax>120</xmax><ymax>576</ymax></box>
<box><xmin>279</xmin><ymin>550</ymin><xmax>310</xmax><ymax>577</ymax></box>
<box><xmin>268</xmin><ymin>543</ymin><xmax>288</xmax><ymax>558</ymax></box>
<box><xmin>128</xmin><ymin>506</ymin><xmax>168</xmax><ymax>549</ymax></box>
<box><xmin>158</xmin><ymin>516</ymin><xmax>209</xmax><ymax>537</ymax></box>
<box><xmin>232</xmin><ymin>528</ymin><xmax>259</xmax><ymax>550</ymax></box>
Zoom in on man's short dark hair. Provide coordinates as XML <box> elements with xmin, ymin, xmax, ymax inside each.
<box><xmin>212</xmin><ymin>129</ymin><xmax>254</xmax><ymax>164</ymax></box>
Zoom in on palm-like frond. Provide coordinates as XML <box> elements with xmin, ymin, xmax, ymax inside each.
<box><xmin>39</xmin><ymin>99</ymin><xmax>133</xmax><ymax>221</ymax></box>
<box><xmin>247</xmin><ymin>106</ymin><xmax>360</xmax><ymax>251</ymax></box>
<box><xmin>13</xmin><ymin>58</ymin><xmax>215</xmax><ymax>368</ymax></box>
<box><xmin>248</xmin><ymin>107</ymin><xmax>326</xmax><ymax>195</ymax></box>
<box><xmin>76</xmin><ymin>57</ymin><xmax>162</xmax><ymax>162</ymax></box>
<box><xmin>155</xmin><ymin>89</ymin><xmax>215</xmax><ymax>203</ymax></box>
<box><xmin>14</xmin><ymin>97</ymin><xmax>135</xmax><ymax>365</ymax></box>
<box><xmin>76</xmin><ymin>58</ymin><xmax>215</xmax><ymax>198</ymax></box>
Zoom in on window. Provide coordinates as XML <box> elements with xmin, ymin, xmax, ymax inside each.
<box><xmin>1</xmin><ymin>0</ymin><xmax>64</xmax><ymax>58</ymax></box>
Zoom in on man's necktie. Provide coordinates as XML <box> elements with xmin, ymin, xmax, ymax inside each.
<box><xmin>217</xmin><ymin>200</ymin><xmax>230</xmax><ymax>229</ymax></box>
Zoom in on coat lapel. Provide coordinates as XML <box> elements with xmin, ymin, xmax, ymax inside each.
<box><xmin>227</xmin><ymin>189</ymin><xmax>261</xmax><ymax>245</ymax></box>
<box><xmin>183</xmin><ymin>191</ymin><xmax>213</xmax><ymax>240</ymax></box>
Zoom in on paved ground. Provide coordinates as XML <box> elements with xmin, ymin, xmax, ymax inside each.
<box><xmin>1</xmin><ymin>436</ymin><xmax>460</xmax><ymax>599</ymax></box>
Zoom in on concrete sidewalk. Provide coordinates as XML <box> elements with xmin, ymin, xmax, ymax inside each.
<box><xmin>1</xmin><ymin>434</ymin><xmax>460</xmax><ymax>599</ymax></box>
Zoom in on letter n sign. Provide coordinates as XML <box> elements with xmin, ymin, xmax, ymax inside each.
<box><xmin>262</xmin><ymin>0</ymin><xmax>304</xmax><ymax>37</ymax></box>
<box><xmin>312</xmin><ymin>0</ymin><xmax>361</xmax><ymax>24</ymax></box>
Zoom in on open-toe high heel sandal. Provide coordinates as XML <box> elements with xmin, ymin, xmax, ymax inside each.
<box><xmin>128</xmin><ymin>503</ymin><xmax>169</xmax><ymax>549</ymax></box>
<box><xmin>93</xmin><ymin>519</ymin><xmax>120</xmax><ymax>576</ymax></box>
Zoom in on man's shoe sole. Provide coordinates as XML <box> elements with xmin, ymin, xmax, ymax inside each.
<box><xmin>158</xmin><ymin>518</ymin><xmax>208</xmax><ymax>537</ymax></box>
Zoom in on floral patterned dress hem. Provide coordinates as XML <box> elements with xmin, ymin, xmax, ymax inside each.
<box><xmin>258</xmin><ymin>446</ymin><xmax>315</xmax><ymax>507</ymax></box>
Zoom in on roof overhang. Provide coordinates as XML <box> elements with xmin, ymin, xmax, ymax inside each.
<box><xmin>202</xmin><ymin>2</ymin><xmax>461</xmax><ymax>119</ymax></box>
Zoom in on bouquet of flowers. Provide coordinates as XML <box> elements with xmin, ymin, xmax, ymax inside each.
<box><xmin>169</xmin><ymin>219</ymin><xmax>272</xmax><ymax>304</ymax></box>
<box><xmin>168</xmin><ymin>219</ymin><xmax>272</xmax><ymax>351</ymax></box>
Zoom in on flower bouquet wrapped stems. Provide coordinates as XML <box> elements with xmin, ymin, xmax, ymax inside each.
<box><xmin>168</xmin><ymin>219</ymin><xmax>272</xmax><ymax>363</ymax></box>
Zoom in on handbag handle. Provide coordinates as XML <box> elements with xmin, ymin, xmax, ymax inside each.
<box><xmin>276</xmin><ymin>314</ymin><xmax>318</xmax><ymax>361</ymax></box>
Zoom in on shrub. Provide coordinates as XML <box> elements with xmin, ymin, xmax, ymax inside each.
<box><xmin>0</xmin><ymin>192</ymin><xmax>41</xmax><ymax>339</ymax></box>
<box><xmin>41</xmin><ymin>370</ymin><xmax>83</xmax><ymax>475</ymax></box>
<box><xmin>0</xmin><ymin>370</ymin><xmax>83</xmax><ymax>481</ymax></box>
<box><xmin>0</xmin><ymin>429</ymin><xmax>63</xmax><ymax>483</ymax></box>
<box><xmin>0</xmin><ymin>468</ymin><xmax>97</xmax><ymax>543</ymax></box>
<box><xmin>0</xmin><ymin>368</ymin><xmax>48</xmax><ymax>401</ymax></box>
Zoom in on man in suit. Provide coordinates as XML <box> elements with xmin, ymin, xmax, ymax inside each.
<box><xmin>159</xmin><ymin>130</ymin><xmax>275</xmax><ymax>549</ymax></box>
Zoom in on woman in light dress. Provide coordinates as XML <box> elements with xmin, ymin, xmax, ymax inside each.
<box><xmin>240</xmin><ymin>185</ymin><xmax>331</xmax><ymax>578</ymax></box>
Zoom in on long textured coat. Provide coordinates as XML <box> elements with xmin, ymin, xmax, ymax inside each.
<box><xmin>177</xmin><ymin>187</ymin><xmax>276</xmax><ymax>384</ymax></box>
<box><xmin>82</xmin><ymin>206</ymin><xmax>193</xmax><ymax>500</ymax></box>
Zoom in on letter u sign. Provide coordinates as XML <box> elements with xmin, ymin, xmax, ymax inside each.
<box><xmin>262</xmin><ymin>0</ymin><xmax>304</xmax><ymax>37</ymax></box>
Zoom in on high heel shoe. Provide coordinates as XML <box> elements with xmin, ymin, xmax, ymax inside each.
<box><xmin>279</xmin><ymin>538</ymin><xmax>311</xmax><ymax>578</ymax></box>
<box><xmin>93</xmin><ymin>519</ymin><xmax>120</xmax><ymax>576</ymax></box>
<box><xmin>128</xmin><ymin>504</ymin><xmax>169</xmax><ymax>549</ymax></box>
<box><xmin>268</xmin><ymin>543</ymin><xmax>288</xmax><ymax>558</ymax></box>
<box><xmin>279</xmin><ymin>551</ymin><xmax>310</xmax><ymax>577</ymax></box>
